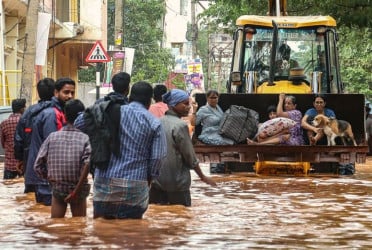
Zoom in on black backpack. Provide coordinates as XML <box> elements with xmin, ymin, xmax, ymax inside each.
<box><xmin>83</xmin><ymin>95</ymin><xmax>126</xmax><ymax>170</ymax></box>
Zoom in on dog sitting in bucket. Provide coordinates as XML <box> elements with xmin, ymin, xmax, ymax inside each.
<box><xmin>312</xmin><ymin>114</ymin><xmax>357</xmax><ymax>146</ymax></box>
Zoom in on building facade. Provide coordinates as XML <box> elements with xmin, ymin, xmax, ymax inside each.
<box><xmin>0</xmin><ymin>0</ymin><xmax>107</xmax><ymax>105</ymax></box>
<box><xmin>163</xmin><ymin>0</ymin><xmax>208</xmax><ymax>73</ymax></box>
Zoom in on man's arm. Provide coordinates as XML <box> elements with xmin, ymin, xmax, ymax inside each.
<box><xmin>64</xmin><ymin>162</ymin><xmax>90</xmax><ymax>203</ymax></box>
<box><xmin>0</xmin><ymin>123</ymin><xmax>5</xmax><ymax>148</ymax></box>
<box><xmin>14</xmin><ymin>118</ymin><xmax>26</xmax><ymax>160</ymax></box>
<box><xmin>33</xmin><ymin>137</ymin><xmax>49</xmax><ymax>179</ymax></box>
<box><xmin>148</xmin><ymin>124</ymin><xmax>167</xmax><ymax>185</ymax></box>
<box><xmin>193</xmin><ymin>164</ymin><xmax>217</xmax><ymax>187</ymax></box>
<box><xmin>176</xmin><ymin>123</ymin><xmax>216</xmax><ymax>187</ymax></box>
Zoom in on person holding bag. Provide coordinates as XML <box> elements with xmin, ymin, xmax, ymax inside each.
<box><xmin>192</xmin><ymin>90</ymin><xmax>234</xmax><ymax>145</ymax></box>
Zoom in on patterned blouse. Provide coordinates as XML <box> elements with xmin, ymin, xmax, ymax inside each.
<box><xmin>285</xmin><ymin>109</ymin><xmax>304</xmax><ymax>145</ymax></box>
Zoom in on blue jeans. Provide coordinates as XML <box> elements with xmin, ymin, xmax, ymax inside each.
<box><xmin>35</xmin><ymin>184</ymin><xmax>52</xmax><ymax>206</ymax></box>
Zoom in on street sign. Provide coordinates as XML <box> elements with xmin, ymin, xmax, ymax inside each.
<box><xmin>85</xmin><ymin>41</ymin><xmax>111</xmax><ymax>63</ymax></box>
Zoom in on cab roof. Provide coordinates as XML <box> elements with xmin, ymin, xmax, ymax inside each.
<box><xmin>236</xmin><ymin>15</ymin><xmax>337</xmax><ymax>28</ymax></box>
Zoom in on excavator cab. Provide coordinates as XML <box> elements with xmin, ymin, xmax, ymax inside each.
<box><xmin>229</xmin><ymin>17</ymin><xmax>342</xmax><ymax>94</ymax></box>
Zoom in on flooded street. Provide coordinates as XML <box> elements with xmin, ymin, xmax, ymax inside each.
<box><xmin>1</xmin><ymin>159</ymin><xmax>371</xmax><ymax>249</ymax></box>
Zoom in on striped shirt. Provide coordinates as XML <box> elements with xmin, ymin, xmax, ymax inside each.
<box><xmin>0</xmin><ymin>113</ymin><xmax>21</xmax><ymax>171</ymax></box>
<box><xmin>94</xmin><ymin>101</ymin><xmax>167</xmax><ymax>180</ymax></box>
<box><xmin>33</xmin><ymin>124</ymin><xmax>91</xmax><ymax>192</ymax></box>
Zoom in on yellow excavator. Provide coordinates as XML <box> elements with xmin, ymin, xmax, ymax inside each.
<box><xmin>194</xmin><ymin>0</ymin><xmax>368</xmax><ymax>175</ymax></box>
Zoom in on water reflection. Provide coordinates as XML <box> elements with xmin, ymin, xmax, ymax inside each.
<box><xmin>0</xmin><ymin>160</ymin><xmax>371</xmax><ymax>249</ymax></box>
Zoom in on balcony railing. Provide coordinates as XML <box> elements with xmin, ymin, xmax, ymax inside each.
<box><xmin>0</xmin><ymin>70</ymin><xmax>22</xmax><ymax>106</ymax></box>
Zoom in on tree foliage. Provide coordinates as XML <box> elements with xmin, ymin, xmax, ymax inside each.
<box><xmin>200</xmin><ymin>0</ymin><xmax>371</xmax><ymax>28</ymax></box>
<box><xmin>119</xmin><ymin>0</ymin><xmax>174</xmax><ymax>83</ymax></box>
<box><xmin>338</xmin><ymin>26</ymin><xmax>371</xmax><ymax>98</ymax></box>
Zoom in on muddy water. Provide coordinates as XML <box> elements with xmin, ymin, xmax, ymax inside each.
<box><xmin>0</xmin><ymin>159</ymin><xmax>371</xmax><ymax>249</ymax></box>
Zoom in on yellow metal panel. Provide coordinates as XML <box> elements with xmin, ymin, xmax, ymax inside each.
<box><xmin>236</xmin><ymin>15</ymin><xmax>337</xmax><ymax>28</ymax></box>
<box><xmin>0</xmin><ymin>70</ymin><xmax>22</xmax><ymax>105</ymax></box>
<box><xmin>255</xmin><ymin>161</ymin><xmax>311</xmax><ymax>175</ymax></box>
<box><xmin>71</xmin><ymin>0</ymin><xmax>78</xmax><ymax>22</ymax></box>
<box><xmin>256</xmin><ymin>80</ymin><xmax>312</xmax><ymax>93</ymax></box>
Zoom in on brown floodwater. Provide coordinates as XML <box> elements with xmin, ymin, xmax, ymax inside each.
<box><xmin>0</xmin><ymin>159</ymin><xmax>371</xmax><ymax>249</ymax></box>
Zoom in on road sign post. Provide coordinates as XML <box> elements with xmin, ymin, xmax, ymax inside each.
<box><xmin>95</xmin><ymin>63</ymin><xmax>101</xmax><ymax>100</ymax></box>
<box><xmin>85</xmin><ymin>41</ymin><xmax>111</xmax><ymax>100</ymax></box>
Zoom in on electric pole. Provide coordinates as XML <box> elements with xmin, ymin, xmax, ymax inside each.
<box><xmin>114</xmin><ymin>0</ymin><xmax>123</xmax><ymax>49</ymax></box>
<box><xmin>191</xmin><ymin>0</ymin><xmax>197</xmax><ymax>59</ymax></box>
<box><xmin>21</xmin><ymin>0</ymin><xmax>38</xmax><ymax>105</ymax></box>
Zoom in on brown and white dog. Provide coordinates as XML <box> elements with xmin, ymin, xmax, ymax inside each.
<box><xmin>312</xmin><ymin>114</ymin><xmax>357</xmax><ymax>146</ymax></box>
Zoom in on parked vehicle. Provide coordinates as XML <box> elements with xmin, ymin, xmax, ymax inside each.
<box><xmin>193</xmin><ymin>0</ymin><xmax>368</xmax><ymax>175</ymax></box>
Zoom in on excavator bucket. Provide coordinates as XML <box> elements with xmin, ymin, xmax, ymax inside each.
<box><xmin>195</xmin><ymin>93</ymin><xmax>366</xmax><ymax>144</ymax></box>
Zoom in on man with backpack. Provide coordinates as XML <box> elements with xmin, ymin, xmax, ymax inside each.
<box><xmin>14</xmin><ymin>78</ymin><xmax>55</xmax><ymax>192</ymax></box>
<box><xmin>93</xmin><ymin>81</ymin><xmax>167</xmax><ymax>219</ymax></box>
<box><xmin>26</xmin><ymin>77</ymin><xmax>76</xmax><ymax>206</ymax></box>
<box><xmin>74</xmin><ymin>72</ymin><xmax>131</xmax><ymax>175</ymax></box>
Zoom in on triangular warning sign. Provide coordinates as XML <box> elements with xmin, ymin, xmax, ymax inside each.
<box><xmin>85</xmin><ymin>41</ymin><xmax>111</xmax><ymax>63</ymax></box>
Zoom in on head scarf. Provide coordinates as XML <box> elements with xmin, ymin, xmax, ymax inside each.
<box><xmin>162</xmin><ymin>89</ymin><xmax>189</xmax><ymax>107</ymax></box>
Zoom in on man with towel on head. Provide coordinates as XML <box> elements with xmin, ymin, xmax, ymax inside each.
<box><xmin>149</xmin><ymin>89</ymin><xmax>216</xmax><ymax>207</ymax></box>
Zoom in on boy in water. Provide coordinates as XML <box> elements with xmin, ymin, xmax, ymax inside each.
<box><xmin>34</xmin><ymin>99</ymin><xmax>91</xmax><ymax>218</ymax></box>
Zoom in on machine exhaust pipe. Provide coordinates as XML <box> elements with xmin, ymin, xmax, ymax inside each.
<box><xmin>268</xmin><ymin>20</ymin><xmax>278</xmax><ymax>86</ymax></box>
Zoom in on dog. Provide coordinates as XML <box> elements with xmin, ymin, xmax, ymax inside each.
<box><xmin>312</xmin><ymin>114</ymin><xmax>357</xmax><ymax>146</ymax></box>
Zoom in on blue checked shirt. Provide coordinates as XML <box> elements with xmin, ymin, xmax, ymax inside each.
<box><xmin>94</xmin><ymin>101</ymin><xmax>167</xmax><ymax>180</ymax></box>
<box><xmin>74</xmin><ymin>111</ymin><xmax>85</xmax><ymax>132</ymax></box>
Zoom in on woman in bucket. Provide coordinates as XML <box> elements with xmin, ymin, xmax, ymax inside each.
<box><xmin>193</xmin><ymin>90</ymin><xmax>235</xmax><ymax>145</ymax></box>
<box><xmin>247</xmin><ymin>93</ymin><xmax>304</xmax><ymax>145</ymax></box>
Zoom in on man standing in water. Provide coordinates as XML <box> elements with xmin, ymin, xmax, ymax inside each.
<box><xmin>149</xmin><ymin>89</ymin><xmax>216</xmax><ymax>206</ymax></box>
<box><xmin>14</xmin><ymin>78</ymin><xmax>55</xmax><ymax>192</ymax></box>
<box><xmin>93</xmin><ymin>81</ymin><xmax>167</xmax><ymax>219</ymax></box>
<box><xmin>74</xmin><ymin>72</ymin><xmax>131</xmax><ymax>176</ymax></box>
<box><xmin>1</xmin><ymin>98</ymin><xmax>26</xmax><ymax>179</ymax></box>
<box><xmin>34</xmin><ymin>99</ymin><xmax>90</xmax><ymax>218</ymax></box>
<box><xmin>25</xmin><ymin>77</ymin><xmax>75</xmax><ymax>206</ymax></box>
